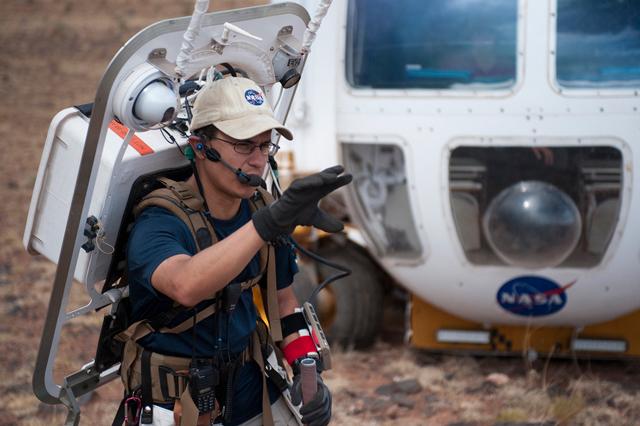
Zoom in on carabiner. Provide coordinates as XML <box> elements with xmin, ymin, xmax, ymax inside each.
<box><xmin>124</xmin><ymin>395</ymin><xmax>142</xmax><ymax>425</ymax></box>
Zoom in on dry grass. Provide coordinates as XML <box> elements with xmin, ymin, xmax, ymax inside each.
<box><xmin>495</xmin><ymin>407</ymin><xmax>529</xmax><ymax>423</ymax></box>
<box><xmin>326</xmin><ymin>342</ymin><xmax>640</xmax><ymax>425</ymax></box>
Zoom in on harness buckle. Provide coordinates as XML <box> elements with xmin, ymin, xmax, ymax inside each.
<box><xmin>158</xmin><ymin>365</ymin><xmax>189</xmax><ymax>401</ymax></box>
<box><xmin>263</xmin><ymin>345</ymin><xmax>289</xmax><ymax>392</ymax></box>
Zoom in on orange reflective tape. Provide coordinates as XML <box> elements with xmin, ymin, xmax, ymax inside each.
<box><xmin>108</xmin><ymin>120</ymin><xmax>154</xmax><ymax>156</ymax></box>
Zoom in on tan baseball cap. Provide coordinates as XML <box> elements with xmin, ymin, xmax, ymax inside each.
<box><xmin>189</xmin><ymin>76</ymin><xmax>293</xmax><ymax>140</ymax></box>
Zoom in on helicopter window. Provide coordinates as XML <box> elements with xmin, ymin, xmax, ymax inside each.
<box><xmin>345</xmin><ymin>0</ymin><xmax>518</xmax><ymax>90</ymax></box>
<box><xmin>556</xmin><ymin>0</ymin><xmax>640</xmax><ymax>88</ymax></box>
<box><xmin>342</xmin><ymin>142</ymin><xmax>423</xmax><ymax>259</ymax></box>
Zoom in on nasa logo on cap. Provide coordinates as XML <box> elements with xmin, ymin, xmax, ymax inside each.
<box><xmin>244</xmin><ymin>89</ymin><xmax>264</xmax><ymax>106</ymax></box>
<box><xmin>496</xmin><ymin>276</ymin><xmax>576</xmax><ymax>317</ymax></box>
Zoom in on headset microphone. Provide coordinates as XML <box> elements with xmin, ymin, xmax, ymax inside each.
<box><xmin>235</xmin><ymin>170</ymin><xmax>264</xmax><ymax>187</ymax></box>
<box><xmin>201</xmin><ymin>144</ymin><xmax>265</xmax><ymax>188</ymax></box>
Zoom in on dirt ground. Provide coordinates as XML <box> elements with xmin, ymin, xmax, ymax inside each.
<box><xmin>2</xmin><ymin>1</ymin><xmax>640</xmax><ymax>425</ymax></box>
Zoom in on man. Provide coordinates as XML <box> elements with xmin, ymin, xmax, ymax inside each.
<box><xmin>125</xmin><ymin>76</ymin><xmax>350</xmax><ymax>425</ymax></box>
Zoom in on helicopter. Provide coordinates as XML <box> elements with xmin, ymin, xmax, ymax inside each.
<box><xmin>276</xmin><ymin>0</ymin><xmax>640</xmax><ymax>357</ymax></box>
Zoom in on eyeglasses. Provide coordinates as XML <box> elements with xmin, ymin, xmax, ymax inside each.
<box><xmin>212</xmin><ymin>136</ymin><xmax>280</xmax><ymax>156</ymax></box>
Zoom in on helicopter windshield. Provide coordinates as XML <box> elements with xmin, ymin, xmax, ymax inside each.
<box><xmin>556</xmin><ymin>0</ymin><xmax>640</xmax><ymax>88</ymax></box>
<box><xmin>345</xmin><ymin>0</ymin><xmax>518</xmax><ymax>90</ymax></box>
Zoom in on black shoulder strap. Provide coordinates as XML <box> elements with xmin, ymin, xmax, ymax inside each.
<box><xmin>140</xmin><ymin>349</ymin><xmax>154</xmax><ymax>424</ymax></box>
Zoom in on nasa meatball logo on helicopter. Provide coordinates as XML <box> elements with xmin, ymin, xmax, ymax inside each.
<box><xmin>497</xmin><ymin>276</ymin><xmax>577</xmax><ymax>317</ymax></box>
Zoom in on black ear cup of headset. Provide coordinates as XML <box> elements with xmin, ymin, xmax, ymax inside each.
<box><xmin>203</xmin><ymin>146</ymin><xmax>222</xmax><ymax>163</ymax></box>
<box><xmin>190</xmin><ymin>135</ymin><xmax>222</xmax><ymax>162</ymax></box>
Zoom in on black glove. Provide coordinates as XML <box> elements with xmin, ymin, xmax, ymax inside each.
<box><xmin>290</xmin><ymin>370</ymin><xmax>332</xmax><ymax>426</ymax></box>
<box><xmin>252</xmin><ymin>165</ymin><xmax>352</xmax><ymax>242</ymax></box>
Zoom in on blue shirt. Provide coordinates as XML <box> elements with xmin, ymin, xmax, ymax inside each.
<box><xmin>126</xmin><ymin>199</ymin><xmax>298</xmax><ymax>424</ymax></box>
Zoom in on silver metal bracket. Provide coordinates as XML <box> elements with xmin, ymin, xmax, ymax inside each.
<box><xmin>210</xmin><ymin>38</ymin><xmax>226</xmax><ymax>55</ymax></box>
<box><xmin>277</xmin><ymin>25</ymin><xmax>302</xmax><ymax>57</ymax></box>
<box><xmin>302</xmin><ymin>302</ymin><xmax>332</xmax><ymax>370</ymax></box>
<box><xmin>60</xmin><ymin>376</ymin><xmax>82</xmax><ymax>426</ymax></box>
<box><xmin>60</xmin><ymin>360</ymin><xmax>115</xmax><ymax>425</ymax></box>
<box><xmin>147</xmin><ymin>48</ymin><xmax>180</xmax><ymax>79</ymax></box>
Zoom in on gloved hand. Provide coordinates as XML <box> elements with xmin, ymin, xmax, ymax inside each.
<box><xmin>252</xmin><ymin>165</ymin><xmax>352</xmax><ymax>242</ymax></box>
<box><xmin>290</xmin><ymin>370</ymin><xmax>332</xmax><ymax>426</ymax></box>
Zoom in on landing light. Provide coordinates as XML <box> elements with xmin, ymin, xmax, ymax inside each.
<box><xmin>571</xmin><ymin>338</ymin><xmax>627</xmax><ymax>353</ymax></box>
<box><xmin>436</xmin><ymin>329</ymin><xmax>491</xmax><ymax>344</ymax></box>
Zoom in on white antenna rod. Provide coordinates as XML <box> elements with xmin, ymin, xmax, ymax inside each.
<box><xmin>221</xmin><ymin>22</ymin><xmax>263</xmax><ymax>43</ymax></box>
<box><xmin>175</xmin><ymin>0</ymin><xmax>210</xmax><ymax>77</ymax></box>
<box><xmin>301</xmin><ymin>0</ymin><xmax>333</xmax><ymax>54</ymax></box>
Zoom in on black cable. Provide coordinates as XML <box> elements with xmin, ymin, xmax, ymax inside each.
<box><xmin>223</xmin><ymin>359</ymin><xmax>238</xmax><ymax>424</ymax></box>
<box><xmin>168</xmin><ymin>119</ymin><xmax>189</xmax><ymax>138</ymax></box>
<box><xmin>287</xmin><ymin>236</ymin><xmax>351</xmax><ymax>303</ymax></box>
<box><xmin>225</xmin><ymin>312</ymin><xmax>231</xmax><ymax>362</ymax></box>
<box><xmin>268</xmin><ymin>155</ymin><xmax>278</xmax><ymax>172</ymax></box>
<box><xmin>266</xmin><ymin>154</ymin><xmax>352</xmax><ymax>304</ymax></box>
<box><xmin>218</xmin><ymin>63</ymin><xmax>249</xmax><ymax>78</ymax></box>
<box><xmin>174</xmin><ymin>80</ymin><xmax>224</xmax><ymax>364</ymax></box>
<box><xmin>179</xmin><ymin>80</ymin><xmax>200</xmax><ymax>97</ymax></box>
<box><xmin>181</xmin><ymin>86</ymin><xmax>212</xmax><ymax>217</ymax></box>
<box><xmin>191</xmin><ymin>308</ymin><xmax>198</xmax><ymax>364</ymax></box>
<box><xmin>160</xmin><ymin>127</ymin><xmax>185</xmax><ymax>156</ymax></box>
<box><xmin>184</xmin><ymin>93</ymin><xmax>194</xmax><ymax>122</ymax></box>
<box><xmin>219</xmin><ymin>63</ymin><xmax>237</xmax><ymax>77</ymax></box>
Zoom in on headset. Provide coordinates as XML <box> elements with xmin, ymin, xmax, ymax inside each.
<box><xmin>189</xmin><ymin>134</ymin><xmax>265</xmax><ymax>188</ymax></box>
